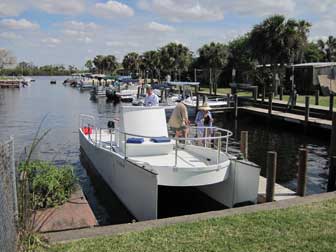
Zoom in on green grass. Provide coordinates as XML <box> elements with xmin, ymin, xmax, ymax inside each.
<box><xmin>199</xmin><ymin>87</ymin><xmax>251</xmax><ymax>96</ymax></box>
<box><xmin>273</xmin><ymin>95</ymin><xmax>335</xmax><ymax>108</ymax></box>
<box><xmin>51</xmin><ymin>199</ymin><xmax>336</xmax><ymax>252</ymax></box>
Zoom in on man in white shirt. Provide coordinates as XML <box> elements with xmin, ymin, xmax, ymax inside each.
<box><xmin>144</xmin><ymin>86</ymin><xmax>159</xmax><ymax>106</ymax></box>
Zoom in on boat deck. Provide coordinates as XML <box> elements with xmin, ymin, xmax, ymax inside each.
<box><xmin>129</xmin><ymin>149</ymin><xmax>224</xmax><ymax>169</ymax></box>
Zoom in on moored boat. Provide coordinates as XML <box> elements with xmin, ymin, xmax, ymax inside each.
<box><xmin>79</xmin><ymin>107</ymin><xmax>260</xmax><ymax>221</ymax></box>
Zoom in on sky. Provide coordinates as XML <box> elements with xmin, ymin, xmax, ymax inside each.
<box><xmin>0</xmin><ymin>0</ymin><xmax>335</xmax><ymax>68</ymax></box>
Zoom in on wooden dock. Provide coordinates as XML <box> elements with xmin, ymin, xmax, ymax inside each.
<box><xmin>258</xmin><ymin>176</ymin><xmax>297</xmax><ymax>202</ymax></box>
<box><xmin>0</xmin><ymin>80</ymin><xmax>21</xmax><ymax>88</ymax></box>
<box><xmin>241</xmin><ymin>106</ymin><xmax>331</xmax><ymax>130</ymax></box>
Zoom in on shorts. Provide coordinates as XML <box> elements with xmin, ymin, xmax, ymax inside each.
<box><xmin>170</xmin><ymin>125</ymin><xmax>187</xmax><ymax>132</ymax></box>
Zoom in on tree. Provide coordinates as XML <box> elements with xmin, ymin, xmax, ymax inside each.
<box><xmin>249</xmin><ymin>15</ymin><xmax>311</xmax><ymax>93</ymax></box>
<box><xmin>303</xmin><ymin>42</ymin><xmax>324</xmax><ymax>62</ymax></box>
<box><xmin>140</xmin><ymin>50</ymin><xmax>161</xmax><ymax>82</ymax></box>
<box><xmin>93</xmin><ymin>55</ymin><xmax>105</xmax><ymax>73</ymax></box>
<box><xmin>197</xmin><ymin>42</ymin><xmax>229</xmax><ymax>94</ymax></box>
<box><xmin>227</xmin><ymin>35</ymin><xmax>255</xmax><ymax>83</ymax></box>
<box><xmin>101</xmin><ymin>55</ymin><xmax>118</xmax><ymax>74</ymax></box>
<box><xmin>159</xmin><ymin>42</ymin><xmax>192</xmax><ymax>81</ymax></box>
<box><xmin>122</xmin><ymin>52</ymin><xmax>140</xmax><ymax>76</ymax></box>
<box><xmin>317</xmin><ymin>36</ymin><xmax>336</xmax><ymax>62</ymax></box>
<box><xmin>0</xmin><ymin>48</ymin><xmax>16</xmax><ymax>69</ymax></box>
<box><xmin>85</xmin><ymin>60</ymin><xmax>94</xmax><ymax>72</ymax></box>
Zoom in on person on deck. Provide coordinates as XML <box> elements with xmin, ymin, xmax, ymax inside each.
<box><xmin>195</xmin><ymin>102</ymin><xmax>213</xmax><ymax>139</ymax></box>
<box><xmin>144</xmin><ymin>86</ymin><xmax>159</xmax><ymax>106</ymax></box>
<box><xmin>168</xmin><ymin>101</ymin><xmax>190</xmax><ymax>138</ymax></box>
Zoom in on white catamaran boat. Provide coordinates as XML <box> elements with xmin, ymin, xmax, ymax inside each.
<box><xmin>79</xmin><ymin>107</ymin><xmax>260</xmax><ymax>221</ymax></box>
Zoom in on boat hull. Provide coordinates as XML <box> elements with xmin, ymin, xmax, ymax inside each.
<box><xmin>79</xmin><ymin>130</ymin><xmax>158</xmax><ymax>221</ymax></box>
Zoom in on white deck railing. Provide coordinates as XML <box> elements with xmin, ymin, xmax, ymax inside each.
<box><xmin>79</xmin><ymin>114</ymin><xmax>233</xmax><ymax>168</ymax></box>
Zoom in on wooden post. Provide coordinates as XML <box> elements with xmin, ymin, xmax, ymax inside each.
<box><xmin>159</xmin><ymin>89</ymin><xmax>163</xmax><ymax>103</ymax></box>
<box><xmin>266</xmin><ymin>151</ymin><xmax>277</xmax><ymax>202</ymax></box>
<box><xmin>240</xmin><ymin>131</ymin><xmax>248</xmax><ymax>160</ymax></box>
<box><xmin>262</xmin><ymin>85</ymin><xmax>266</xmax><ymax>102</ymax></box>
<box><xmin>305</xmin><ymin>96</ymin><xmax>310</xmax><ymax>123</ymax></box>
<box><xmin>234</xmin><ymin>94</ymin><xmax>238</xmax><ymax>119</ymax></box>
<box><xmin>329</xmin><ymin>94</ymin><xmax>334</xmax><ymax>119</ymax></box>
<box><xmin>279</xmin><ymin>86</ymin><xmax>283</xmax><ymax>101</ymax></box>
<box><xmin>327</xmin><ymin>156</ymin><xmax>336</xmax><ymax>192</ymax></box>
<box><xmin>330</xmin><ymin>113</ymin><xmax>336</xmax><ymax>158</ymax></box>
<box><xmin>315</xmin><ymin>89</ymin><xmax>319</xmax><ymax>106</ymax></box>
<box><xmin>227</xmin><ymin>93</ymin><xmax>230</xmax><ymax>107</ymax></box>
<box><xmin>297</xmin><ymin>148</ymin><xmax>308</xmax><ymax>197</ymax></box>
<box><xmin>268</xmin><ymin>92</ymin><xmax>273</xmax><ymax>115</ymax></box>
<box><xmin>202</xmin><ymin>95</ymin><xmax>207</xmax><ymax>105</ymax></box>
<box><xmin>137</xmin><ymin>86</ymin><xmax>140</xmax><ymax>99</ymax></box>
<box><xmin>253</xmin><ymin>87</ymin><xmax>258</xmax><ymax>101</ymax></box>
<box><xmin>165</xmin><ymin>88</ymin><xmax>168</xmax><ymax>101</ymax></box>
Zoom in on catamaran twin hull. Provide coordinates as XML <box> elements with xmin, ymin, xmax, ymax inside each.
<box><xmin>79</xmin><ymin>128</ymin><xmax>260</xmax><ymax>221</ymax></box>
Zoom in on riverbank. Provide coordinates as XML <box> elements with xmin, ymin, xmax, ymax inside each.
<box><xmin>49</xmin><ymin>192</ymin><xmax>336</xmax><ymax>252</ymax></box>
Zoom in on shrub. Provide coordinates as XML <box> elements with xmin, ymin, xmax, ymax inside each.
<box><xmin>19</xmin><ymin>161</ymin><xmax>76</xmax><ymax>209</ymax></box>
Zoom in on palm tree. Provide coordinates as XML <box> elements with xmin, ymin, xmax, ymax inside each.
<box><xmin>317</xmin><ymin>36</ymin><xmax>336</xmax><ymax>62</ymax></box>
<box><xmin>85</xmin><ymin>60</ymin><xmax>94</xmax><ymax>72</ymax></box>
<box><xmin>122</xmin><ymin>52</ymin><xmax>140</xmax><ymax>76</ymax></box>
<box><xmin>93</xmin><ymin>55</ymin><xmax>105</xmax><ymax>73</ymax></box>
<box><xmin>141</xmin><ymin>50</ymin><xmax>161</xmax><ymax>82</ymax></box>
<box><xmin>249</xmin><ymin>15</ymin><xmax>311</xmax><ymax>94</ymax></box>
<box><xmin>101</xmin><ymin>55</ymin><xmax>118</xmax><ymax>74</ymax></box>
<box><xmin>159</xmin><ymin>43</ymin><xmax>192</xmax><ymax>81</ymax></box>
<box><xmin>198</xmin><ymin>42</ymin><xmax>229</xmax><ymax>94</ymax></box>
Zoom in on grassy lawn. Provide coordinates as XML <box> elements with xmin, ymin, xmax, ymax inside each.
<box><xmin>51</xmin><ymin>199</ymin><xmax>336</xmax><ymax>252</ymax></box>
<box><xmin>273</xmin><ymin>95</ymin><xmax>335</xmax><ymax>108</ymax></box>
<box><xmin>199</xmin><ymin>87</ymin><xmax>251</xmax><ymax>96</ymax></box>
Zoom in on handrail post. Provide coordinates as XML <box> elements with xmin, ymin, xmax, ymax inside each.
<box><xmin>216</xmin><ymin>132</ymin><xmax>222</xmax><ymax>167</ymax></box>
<box><xmin>124</xmin><ymin>133</ymin><xmax>127</xmax><ymax>159</ymax></box>
<box><xmin>95</xmin><ymin>127</ymin><xmax>97</xmax><ymax>146</ymax></box>
<box><xmin>174</xmin><ymin>139</ymin><xmax>178</xmax><ymax>170</ymax></box>
<box><xmin>99</xmin><ymin>128</ymin><xmax>102</xmax><ymax>147</ymax></box>
<box><xmin>110</xmin><ymin>131</ymin><xmax>113</xmax><ymax>151</ymax></box>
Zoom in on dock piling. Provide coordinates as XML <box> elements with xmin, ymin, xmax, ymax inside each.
<box><xmin>227</xmin><ymin>94</ymin><xmax>231</xmax><ymax>108</ymax></box>
<box><xmin>262</xmin><ymin>85</ymin><xmax>266</xmax><ymax>102</ymax></box>
<box><xmin>279</xmin><ymin>86</ymin><xmax>283</xmax><ymax>101</ymax></box>
<box><xmin>240</xmin><ymin>131</ymin><xmax>248</xmax><ymax>160</ymax></box>
<box><xmin>297</xmin><ymin>148</ymin><xmax>308</xmax><ymax>197</ymax></box>
<box><xmin>305</xmin><ymin>96</ymin><xmax>310</xmax><ymax>123</ymax></box>
<box><xmin>234</xmin><ymin>94</ymin><xmax>238</xmax><ymax>119</ymax></box>
<box><xmin>329</xmin><ymin>94</ymin><xmax>334</xmax><ymax>119</ymax></box>
<box><xmin>268</xmin><ymin>93</ymin><xmax>273</xmax><ymax>115</ymax></box>
<box><xmin>327</xmin><ymin>156</ymin><xmax>336</xmax><ymax>192</ymax></box>
<box><xmin>266</xmin><ymin>151</ymin><xmax>277</xmax><ymax>202</ymax></box>
<box><xmin>315</xmin><ymin>89</ymin><xmax>319</xmax><ymax>106</ymax></box>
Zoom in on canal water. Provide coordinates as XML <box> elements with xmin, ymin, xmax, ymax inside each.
<box><xmin>0</xmin><ymin>76</ymin><xmax>330</xmax><ymax>225</ymax></box>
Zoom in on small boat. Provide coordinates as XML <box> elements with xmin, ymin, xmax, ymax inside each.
<box><xmin>79</xmin><ymin>107</ymin><xmax>260</xmax><ymax>221</ymax></box>
<box><xmin>50</xmin><ymin>80</ymin><xmax>56</xmax><ymax>84</ymax></box>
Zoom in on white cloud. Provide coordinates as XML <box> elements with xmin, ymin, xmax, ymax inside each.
<box><xmin>0</xmin><ymin>31</ymin><xmax>22</xmax><ymax>40</ymax></box>
<box><xmin>222</xmin><ymin>0</ymin><xmax>296</xmax><ymax>17</ymax></box>
<box><xmin>0</xmin><ymin>0</ymin><xmax>26</xmax><ymax>17</ymax></box>
<box><xmin>42</xmin><ymin>37</ymin><xmax>62</xmax><ymax>47</ymax></box>
<box><xmin>138</xmin><ymin>0</ymin><xmax>224</xmax><ymax>21</ymax></box>
<box><xmin>138</xmin><ymin>0</ymin><xmax>297</xmax><ymax>21</ymax></box>
<box><xmin>78</xmin><ymin>37</ymin><xmax>92</xmax><ymax>44</ymax></box>
<box><xmin>93</xmin><ymin>1</ymin><xmax>134</xmax><ymax>19</ymax></box>
<box><xmin>62</xmin><ymin>20</ymin><xmax>99</xmax><ymax>30</ymax></box>
<box><xmin>0</xmin><ymin>18</ymin><xmax>40</xmax><ymax>30</ymax></box>
<box><xmin>145</xmin><ymin>21</ymin><xmax>175</xmax><ymax>32</ymax></box>
<box><xmin>32</xmin><ymin>0</ymin><xmax>86</xmax><ymax>15</ymax></box>
<box><xmin>105</xmin><ymin>41</ymin><xmax>123</xmax><ymax>47</ymax></box>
